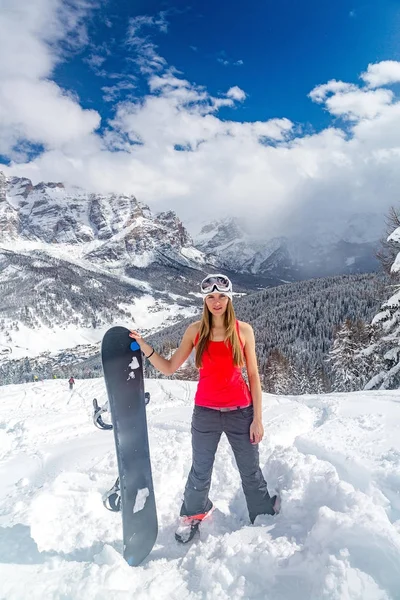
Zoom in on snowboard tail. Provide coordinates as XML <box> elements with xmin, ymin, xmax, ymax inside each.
<box><xmin>101</xmin><ymin>326</ymin><xmax>158</xmax><ymax>566</ymax></box>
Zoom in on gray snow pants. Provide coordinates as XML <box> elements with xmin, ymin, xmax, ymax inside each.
<box><xmin>180</xmin><ymin>404</ymin><xmax>275</xmax><ymax>523</ymax></box>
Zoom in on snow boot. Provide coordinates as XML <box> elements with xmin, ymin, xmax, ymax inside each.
<box><xmin>175</xmin><ymin>503</ymin><xmax>214</xmax><ymax>543</ymax></box>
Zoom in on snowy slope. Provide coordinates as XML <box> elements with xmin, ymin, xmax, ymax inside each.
<box><xmin>0</xmin><ymin>246</ymin><xmax>199</xmax><ymax>371</ymax></box>
<box><xmin>1</xmin><ymin>379</ymin><xmax>400</xmax><ymax>599</ymax></box>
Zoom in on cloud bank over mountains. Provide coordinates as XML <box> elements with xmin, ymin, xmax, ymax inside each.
<box><xmin>0</xmin><ymin>0</ymin><xmax>399</xmax><ymax>236</ymax></box>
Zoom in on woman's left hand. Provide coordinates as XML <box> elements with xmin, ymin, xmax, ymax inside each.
<box><xmin>250</xmin><ymin>419</ymin><xmax>264</xmax><ymax>445</ymax></box>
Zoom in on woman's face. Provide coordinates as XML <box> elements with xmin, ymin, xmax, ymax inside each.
<box><xmin>205</xmin><ymin>293</ymin><xmax>229</xmax><ymax>316</ymax></box>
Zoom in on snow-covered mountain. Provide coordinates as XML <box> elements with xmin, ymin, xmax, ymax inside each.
<box><xmin>0</xmin><ymin>172</ymin><xmax>205</xmax><ymax>272</ymax></box>
<box><xmin>195</xmin><ymin>215</ymin><xmax>383</xmax><ymax>279</ymax></box>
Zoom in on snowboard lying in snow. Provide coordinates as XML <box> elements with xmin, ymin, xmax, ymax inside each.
<box><xmin>101</xmin><ymin>326</ymin><xmax>158</xmax><ymax>566</ymax></box>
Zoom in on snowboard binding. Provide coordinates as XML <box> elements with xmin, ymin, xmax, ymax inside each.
<box><xmin>93</xmin><ymin>398</ymin><xmax>113</xmax><ymax>430</ymax></box>
<box><xmin>93</xmin><ymin>393</ymin><xmax>150</xmax><ymax>431</ymax></box>
<box><xmin>96</xmin><ymin>390</ymin><xmax>150</xmax><ymax>513</ymax></box>
<box><xmin>103</xmin><ymin>477</ymin><xmax>121</xmax><ymax>512</ymax></box>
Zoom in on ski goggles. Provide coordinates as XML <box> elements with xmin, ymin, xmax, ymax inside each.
<box><xmin>200</xmin><ymin>274</ymin><xmax>232</xmax><ymax>296</ymax></box>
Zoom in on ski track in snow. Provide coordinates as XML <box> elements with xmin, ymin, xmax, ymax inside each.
<box><xmin>1</xmin><ymin>380</ymin><xmax>400</xmax><ymax>599</ymax></box>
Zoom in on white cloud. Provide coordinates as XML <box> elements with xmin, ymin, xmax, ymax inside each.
<box><xmin>102</xmin><ymin>81</ymin><xmax>137</xmax><ymax>103</ymax></box>
<box><xmin>309</xmin><ymin>80</ymin><xmax>358</xmax><ymax>103</ymax></box>
<box><xmin>85</xmin><ymin>54</ymin><xmax>107</xmax><ymax>69</ymax></box>
<box><xmin>322</xmin><ymin>88</ymin><xmax>393</xmax><ymax>120</ymax></box>
<box><xmin>129</xmin><ymin>13</ymin><xmax>169</xmax><ymax>37</ymax></box>
<box><xmin>227</xmin><ymin>86</ymin><xmax>246</xmax><ymax>102</ymax></box>
<box><xmin>0</xmin><ymin>79</ymin><xmax>100</xmax><ymax>150</ymax></box>
<box><xmin>251</xmin><ymin>118</ymin><xmax>293</xmax><ymax>140</ymax></box>
<box><xmin>126</xmin><ymin>13</ymin><xmax>169</xmax><ymax>74</ymax></box>
<box><xmin>0</xmin><ymin>0</ymin><xmax>100</xmax><ymax>158</ymax></box>
<box><xmin>309</xmin><ymin>70</ymin><xmax>397</xmax><ymax>120</ymax></box>
<box><xmin>149</xmin><ymin>74</ymin><xmax>192</xmax><ymax>92</ymax></box>
<box><xmin>216</xmin><ymin>53</ymin><xmax>244</xmax><ymax>67</ymax></box>
<box><xmin>361</xmin><ymin>60</ymin><xmax>400</xmax><ymax>88</ymax></box>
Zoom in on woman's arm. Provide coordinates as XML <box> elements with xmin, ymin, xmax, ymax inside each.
<box><xmin>241</xmin><ymin>322</ymin><xmax>264</xmax><ymax>444</ymax></box>
<box><xmin>129</xmin><ymin>322</ymin><xmax>199</xmax><ymax>376</ymax></box>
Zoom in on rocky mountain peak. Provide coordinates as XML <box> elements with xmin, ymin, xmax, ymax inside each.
<box><xmin>196</xmin><ymin>216</ymin><xmax>244</xmax><ymax>251</ymax></box>
<box><xmin>155</xmin><ymin>210</ymin><xmax>192</xmax><ymax>248</ymax></box>
<box><xmin>0</xmin><ymin>172</ymin><xmax>6</xmax><ymax>203</ymax></box>
<box><xmin>7</xmin><ymin>175</ymin><xmax>36</xmax><ymax>199</ymax></box>
<box><xmin>0</xmin><ymin>172</ymin><xmax>208</xmax><ymax>277</ymax></box>
<box><xmin>0</xmin><ymin>175</ymin><xmax>153</xmax><ymax>245</ymax></box>
<box><xmin>0</xmin><ymin>172</ymin><xmax>19</xmax><ymax>237</ymax></box>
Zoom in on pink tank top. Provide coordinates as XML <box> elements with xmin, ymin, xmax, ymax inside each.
<box><xmin>193</xmin><ymin>321</ymin><xmax>252</xmax><ymax>408</ymax></box>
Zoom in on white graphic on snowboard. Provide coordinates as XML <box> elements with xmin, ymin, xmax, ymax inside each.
<box><xmin>133</xmin><ymin>488</ymin><xmax>149</xmax><ymax>513</ymax></box>
<box><xmin>127</xmin><ymin>356</ymin><xmax>140</xmax><ymax>380</ymax></box>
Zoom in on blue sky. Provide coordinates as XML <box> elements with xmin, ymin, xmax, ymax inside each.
<box><xmin>54</xmin><ymin>0</ymin><xmax>400</xmax><ymax>132</ymax></box>
<box><xmin>1</xmin><ymin>0</ymin><xmax>400</xmax><ymax>233</ymax></box>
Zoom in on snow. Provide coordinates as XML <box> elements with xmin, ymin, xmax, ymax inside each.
<box><xmin>117</xmin><ymin>296</ymin><xmax>198</xmax><ymax>334</ymax></box>
<box><xmin>384</xmin><ymin>289</ymin><xmax>400</xmax><ymax>309</ymax></box>
<box><xmin>1</xmin><ymin>379</ymin><xmax>400</xmax><ymax>598</ymax></box>
<box><xmin>388</xmin><ymin>226</ymin><xmax>400</xmax><ymax>245</ymax></box>
<box><xmin>0</xmin><ymin>296</ymin><xmax>198</xmax><ymax>363</ymax></box>
<box><xmin>0</xmin><ymin>321</ymin><xmax>101</xmax><ymax>362</ymax></box>
<box><xmin>180</xmin><ymin>246</ymin><xmax>205</xmax><ymax>263</ymax></box>
<box><xmin>391</xmin><ymin>252</ymin><xmax>400</xmax><ymax>273</ymax></box>
<box><xmin>0</xmin><ymin>239</ymin><xmax>154</xmax><ymax>292</ymax></box>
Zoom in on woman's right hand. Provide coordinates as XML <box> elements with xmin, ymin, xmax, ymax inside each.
<box><xmin>129</xmin><ymin>329</ymin><xmax>146</xmax><ymax>348</ymax></box>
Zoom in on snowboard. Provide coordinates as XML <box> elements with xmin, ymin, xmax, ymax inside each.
<box><xmin>101</xmin><ymin>326</ymin><xmax>158</xmax><ymax>566</ymax></box>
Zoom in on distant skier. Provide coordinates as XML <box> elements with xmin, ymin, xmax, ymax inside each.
<box><xmin>68</xmin><ymin>376</ymin><xmax>75</xmax><ymax>391</ymax></box>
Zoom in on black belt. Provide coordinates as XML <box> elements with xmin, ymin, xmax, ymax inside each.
<box><xmin>202</xmin><ymin>404</ymin><xmax>252</xmax><ymax>412</ymax></box>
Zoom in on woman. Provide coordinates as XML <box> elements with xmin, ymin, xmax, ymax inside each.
<box><xmin>130</xmin><ymin>273</ymin><xmax>279</xmax><ymax>543</ymax></box>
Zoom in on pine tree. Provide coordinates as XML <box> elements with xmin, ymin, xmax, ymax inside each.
<box><xmin>329</xmin><ymin>319</ymin><xmax>371</xmax><ymax>392</ymax></box>
<box><xmin>291</xmin><ymin>363</ymin><xmax>310</xmax><ymax>394</ymax></box>
<box><xmin>329</xmin><ymin>320</ymin><xmax>352</xmax><ymax>391</ymax></box>
<box><xmin>293</xmin><ymin>363</ymin><xmax>330</xmax><ymax>395</ymax></box>
<box><xmin>263</xmin><ymin>348</ymin><xmax>291</xmax><ymax>394</ymax></box>
<box><xmin>365</xmin><ymin>212</ymin><xmax>400</xmax><ymax>390</ymax></box>
<box><xmin>173</xmin><ymin>363</ymin><xmax>199</xmax><ymax>381</ymax></box>
<box><xmin>376</xmin><ymin>207</ymin><xmax>400</xmax><ymax>275</ymax></box>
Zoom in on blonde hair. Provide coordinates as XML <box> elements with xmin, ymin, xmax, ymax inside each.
<box><xmin>195</xmin><ymin>300</ymin><xmax>244</xmax><ymax>368</ymax></box>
